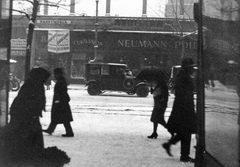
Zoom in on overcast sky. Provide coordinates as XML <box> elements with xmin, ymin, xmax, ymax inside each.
<box><xmin>13</xmin><ymin>0</ymin><xmax>168</xmax><ymax>18</ymax></box>
<box><xmin>74</xmin><ymin>0</ymin><xmax>168</xmax><ymax>17</ymax></box>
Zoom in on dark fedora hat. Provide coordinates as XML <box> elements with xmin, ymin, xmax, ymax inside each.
<box><xmin>181</xmin><ymin>58</ymin><xmax>196</xmax><ymax>68</ymax></box>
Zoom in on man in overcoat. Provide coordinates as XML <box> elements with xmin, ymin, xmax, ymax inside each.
<box><xmin>162</xmin><ymin>58</ymin><xmax>197</xmax><ymax>163</ymax></box>
<box><xmin>43</xmin><ymin>68</ymin><xmax>74</xmax><ymax>137</ymax></box>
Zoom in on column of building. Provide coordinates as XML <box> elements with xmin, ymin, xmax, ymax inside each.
<box><xmin>105</xmin><ymin>0</ymin><xmax>147</xmax><ymax>17</ymax></box>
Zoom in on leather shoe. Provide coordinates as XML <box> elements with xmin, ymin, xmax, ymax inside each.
<box><xmin>180</xmin><ymin>156</ymin><xmax>195</xmax><ymax>163</ymax></box>
<box><xmin>62</xmin><ymin>133</ymin><xmax>74</xmax><ymax>137</ymax></box>
<box><xmin>162</xmin><ymin>142</ymin><xmax>173</xmax><ymax>157</ymax></box>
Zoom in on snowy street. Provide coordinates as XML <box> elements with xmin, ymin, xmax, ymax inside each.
<box><xmin>9</xmin><ymin>84</ymin><xmax>196</xmax><ymax>167</ymax></box>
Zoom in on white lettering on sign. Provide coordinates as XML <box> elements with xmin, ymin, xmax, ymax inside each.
<box><xmin>73</xmin><ymin>39</ymin><xmax>103</xmax><ymax>46</ymax></box>
<box><xmin>11</xmin><ymin>39</ymin><xmax>27</xmax><ymax>50</ymax></box>
<box><xmin>37</xmin><ymin>20</ymin><xmax>71</xmax><ymax>24</ymax></box>
<box><xmin>48</xmin><ymin>30</ymin><xmax>70</xmax><ymax>53</ymax></box>
<box><xmin>117</xmin><ymin>40</ymin><xmax>197</xmax><ymax>50</ymax></box>
<box><xmin>11</xmin><ymin>50</ymin><xmax>26</xmax><ymax>56</ymax></box>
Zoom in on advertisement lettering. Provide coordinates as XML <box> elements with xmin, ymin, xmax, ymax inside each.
<box><xmin>117</xmin><ymin>39</ymin><xmax>197</xmax><ymax>50</ymax></box>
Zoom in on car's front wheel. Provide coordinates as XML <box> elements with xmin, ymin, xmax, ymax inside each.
<box><xmin>136</xmin><ymin>85</ymin><xmax>149</xmax><ymax>97</ymax></box>
<box><xmin>87</xmin><ymin>83</ymin><xmax>101</xmax><ymax>95</ymax></box>
<box><xmin>10</xmin><ymin>81</ymin><xmax>20</xmax><ymax>91</ymax></box>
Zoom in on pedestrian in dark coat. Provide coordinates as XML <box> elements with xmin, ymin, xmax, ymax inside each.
<box><xmin>148</xmin><ymin>79</ymin><xmax>169</xmax><ymax>139</ymax></box>
<box><xmin>5</xmin><ymin>67</ymin><xmax>50</xmax><ymax>158</ymax></box>
<box><xmin>43</xmin><ymin>68</ymin><xmax>74</xmax><ymax>137</ymax></box>
<box><xmin>162</xmin><ymin>58</ymin><xmax>197</xmax><ymax>163</ymax></box>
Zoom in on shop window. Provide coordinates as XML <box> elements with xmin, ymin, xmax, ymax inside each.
<box><xmin>71</xmin><ymin>54</ymin><xmax>86</xmax><ymax>79</ymax></box>
<box><xmin>90</xmin><ymin>65</ymin><xmax>100</xmax><ymax>75</ymax></box>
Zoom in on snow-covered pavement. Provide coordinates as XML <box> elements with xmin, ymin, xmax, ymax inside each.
<box><xmin>38</xmin><ymin>84</ymin><xmax>196</xmax><ymax>167</ymax></box>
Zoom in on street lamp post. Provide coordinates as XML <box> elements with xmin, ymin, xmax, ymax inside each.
<box><xmin>94</xmin><ymin>0</ymin><xmax>99</xmax><ymax>62</ymax></box>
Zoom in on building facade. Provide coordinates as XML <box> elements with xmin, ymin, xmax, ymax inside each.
<box><xmin>11</xmin><ymin>15</ymin><xmax>198</xmax><ymax>83</ymax></box>
<box><xmin>32</xmin><ymin>28</ymin><xmax>197</xmax><ymax>83</ymax></box>
<box><xmin>165</xmin><ymin>0</ymin><xmax>198</xmax><ymax>19</ymax></box>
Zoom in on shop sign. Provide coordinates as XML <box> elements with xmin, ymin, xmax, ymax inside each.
<box><xmin>117</xmin><ymin>39</ymin><xmax>197</xmax><ymax>50</ymax></box>
<box><xmin>11</xmin><ymin>39</ymin><xmax>26</xmax><ymax>50</ymax></box>
<box><xmin>11</xmin><ymin>50</ymin><xmax>26</xmax><ymax>56</ymax></box>
<box><xmin>37</xmin><ymin>20</ymin><xmax>71</xmax><ymax>24</ymax></box>
<box><xmin>73</xmin><ymin>39</ymin><xmax>103</xmax><ymax>46</ymax></box>
<box><xmin>48</xmin><ymin>30</ymin><xmax>70</xmax><ymax>53</ymax></box>
<box><xmin>71</xmin><ymin>34</ymin><xmax>197</xmax><ymax>51</ymax></box>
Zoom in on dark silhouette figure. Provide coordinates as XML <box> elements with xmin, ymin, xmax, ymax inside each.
<box><xmin>0</xmin><ymin>67</ymin><xmax>71</xmax><ymax>167</ymax></box>
<box><xmin>148</xmin><ymin>79</ymin><xmax>169</xmax><ymax>139</ymax></box>
<box><xmin>162</xmin><ymin>58</ymin><xmax>197</xmax><ymax>163</ymax></box>
<box><xmin>8</xmin><ymin>68</ymin><xmax>50</xmax><ymax>154</ymax></box>
<box><xmin>43</xmin><ymin>68</ymin><xmax>74</xmax><ymax>137</ymax></box>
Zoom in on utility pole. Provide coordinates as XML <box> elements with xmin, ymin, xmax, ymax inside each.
<box><xmin>94</xmin><ymin>0</ymin><xmax>99</xmax><ymax>62</ymax></box>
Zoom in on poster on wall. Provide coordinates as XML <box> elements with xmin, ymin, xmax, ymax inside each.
<box><xmin>48</xmin><ymin>29</ymin><xmax>70</xmax><ymax>53</ymax></box>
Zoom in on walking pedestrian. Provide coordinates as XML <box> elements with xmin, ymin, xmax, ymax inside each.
<box><xmin>43</xmin><ymin>68</ymin><xmax>74</xmax><ymax>137</ymax></box>
<box><xmin>162</xmin><ymin>58</ymin><xmax>197</xmax><ymax>163</ymax></box>
<box><xmin>147</xmin><ymin>79</ymin><xmax>169</xmax><ymax>139</ymax></box>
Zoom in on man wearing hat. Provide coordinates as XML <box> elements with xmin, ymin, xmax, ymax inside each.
<box><xmin>162</xmin><ymin>58</ymin><xmax>197</xmax><ymax>163</ymax></box>
<box><xmin>43</xmin><ymin>68</ymin><xmax>74</xmax><ymax>137</ymax></box>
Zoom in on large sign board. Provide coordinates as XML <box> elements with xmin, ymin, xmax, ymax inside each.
<box><xmin>48</xmin><ymin>29</ymin><xmax>70</xmax><ymax>53</ymax></box>
<box><xmin>11</xmin><ymin>38</ymin><xmax>26</xmax><ymax>50</ymax></box>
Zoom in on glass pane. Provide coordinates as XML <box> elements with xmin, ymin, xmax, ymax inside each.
<box><xmin>203</xmin><ymin>0</ymin><xmax>239</xmax><ymax>166</ymax></box>
<box><xmin>71</xmin><ymin>54</ymin><xmax>86</xmax><ymax>79</ymax></box>
<box><xmin>90</xmin><ymin>65</ymin><xmax>100</xmax><ymax>75</ymax></box>
<box><xmin>101</xmin><ymin>65</ymin><xmax>109</xmax><ymax>75</ymax></box>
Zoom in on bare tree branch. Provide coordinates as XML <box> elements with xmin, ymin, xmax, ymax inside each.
<box><xmin>12</xmin><ymin>9</ymin><xmax>30</xmax><ymax>20</ymax></box>
<box><xmin>24</xmin><ymin>0</ymin><xmax>34</xmax><ymax>5</ymax></box>
<box><xmin>39</xmin><ymin>2</ymin><xmax>59</xmax><ymax>8</ymax></box>
<box><xmin>47</xmin><ymin>0</ymin><xmax>63</xmax><ymax>6</ymax></box>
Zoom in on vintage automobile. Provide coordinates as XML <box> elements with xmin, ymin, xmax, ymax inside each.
<box><xmin>168</xmin><ymin>65</ymin><xmax>198</xmax><ymax>94</ymax></box>
<box><xmin>85</xmin><ymin>62</ymin><xmax>149</xmax><ymax>97</ymax></box>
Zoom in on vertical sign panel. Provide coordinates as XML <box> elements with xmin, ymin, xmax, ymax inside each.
<box><xmin>0</xmin><ymin>0</ymin><xmax>12</xmax><ymax>127</ymax></box>
<box><xmin>1</xmin><ymin>0</ymin><xmax>10</xmax><ymax>19</ymax></box>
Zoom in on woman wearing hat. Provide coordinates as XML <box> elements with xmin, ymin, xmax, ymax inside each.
<box><xmin>162</xmin><ymin>58</ymin><xmax>197</xmax><ymax>163</ymax></box>
<box><xmin>43</xmin><ymin>68</ymin><xmax>74</xmax><ymax>137</ymax></box>
<box><xmin>5</xmin><ymin>67</ymin><xmax>50</xmax><ymax>158</ymax></box>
